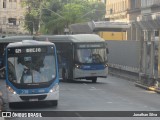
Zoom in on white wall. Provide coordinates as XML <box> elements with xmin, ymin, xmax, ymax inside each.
<box><xmin>141</xmin><ymin>0</ymin><xmax>160</xmax><ymax>7</ymax></box>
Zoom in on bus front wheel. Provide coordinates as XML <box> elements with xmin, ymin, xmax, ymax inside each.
<box><xmin>51</xmin><ymin>100</ymin><xmax>58</xmax><ymax>106</ymax></box>
<box><xmin>62</xmin><ymin>69</ymin><xmax>67</xmax><ymax>81</ymax></box>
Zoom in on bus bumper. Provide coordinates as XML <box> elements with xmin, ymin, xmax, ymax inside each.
<box><xmin>74</xmin><ymin>67</ymin><xmax>108</xmax><ymax>79</ymax></box>
<box><xmin>7</xmin><ymin>91</ymin><xmax>59</xmax><ymax>103</ymax></box>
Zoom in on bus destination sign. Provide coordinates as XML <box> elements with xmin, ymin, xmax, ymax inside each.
<box><xmin>15</xmin><ymin>48</ymin><xmax>42</xmax><ymax>53</ymax></box>
<box><xmin>8</xmin><ymin>47</ymin><xmax>47</xmax><ymax>54</ymax></box>
<box><xmin>77</xmin><ymin>44</ymin><xmax>104</xmax><ymax>48</ymax></box>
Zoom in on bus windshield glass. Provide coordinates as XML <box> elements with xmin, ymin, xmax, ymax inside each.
<box><xmin>7</xmin><ymin>53</ymin><xmax>56</xmax><ymax>85</ymax></box>
<box><xmin>76</xmin><ymin>48</ymin><xmax>107</xmax><ymax>64</ymax></box>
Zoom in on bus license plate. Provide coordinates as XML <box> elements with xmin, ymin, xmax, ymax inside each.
<box><xmin>29</xmin><ymin>98</ymin><xmax>38</xmax><ymax>101</ymax></box>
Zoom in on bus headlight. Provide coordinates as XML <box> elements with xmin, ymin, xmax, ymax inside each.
<box><xmin>75</xmin><ymin>64</ymin><xmax>80</xmax><ymax>69</ymax></box>
<box><xmin>49</xmin><ymin>84</ymin><xmax>59</xmax><ymax>93</ymax></box>
<box><xmin>7</xmin><ymin>86</ymin><xmax>17</xmax><ymax>94</ymax></box>
<box><xmin>104</xmin><ymin>64</ymin><xmax>108</xmax><ymax>67</ymax></box>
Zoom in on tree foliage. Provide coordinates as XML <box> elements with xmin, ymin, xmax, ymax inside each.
<box><xmin>22</xmin><ymin>0</ymin><xmax>47</xmax><ymax>34</ymax></box>
<box><xmin>23</xmin><ymin>0</ymin><xmax>106</xmax><ymax>34</ymax></box>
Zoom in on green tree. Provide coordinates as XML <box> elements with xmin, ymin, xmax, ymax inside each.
<box><xmin>22</xmin><ymin>0</ymin><xmax>106</xmax><ymax>34</ymax></box>
<box><xmin>40</xmin><ymin>0</ymin><xmax>64</xmax><ymax>34</ymax></box>
<box><xmin>87</xmin><ymin>2</ymin><xmax>106</xmax><ymax>21</ymax></box>
<box><xmin>41</xmin><ymin>0</ymin><xmax>105</xmax><ymax>34</ymax></box>
<box><xmin>22</xmin><ymin>0</ymin><xmax>47</xmax><ymax>34</ymax></box>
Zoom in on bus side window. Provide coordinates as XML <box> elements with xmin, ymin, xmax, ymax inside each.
<box><xmin>57</xmin><ymin>54</ymin><xmax>62</xmax><ymax>64</ymax></box>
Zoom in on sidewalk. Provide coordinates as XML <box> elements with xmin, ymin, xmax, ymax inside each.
<box><xmin>0</xmin><ymin>91</ymin><xmax>4</xmax><ymax>120</ymax></box>
<box><xmin>0</xmin><ymin>79</ymin><xmax>5</xmax><ymax>120</ymax></box>
<box><xmin>0</xmin><ymin>79</ymin><xmax>5</xmax><ymax>112</ymax></box>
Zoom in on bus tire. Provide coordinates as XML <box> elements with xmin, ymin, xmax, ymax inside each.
<box><xmin>62</xmin><ymin>69</ymin><xmax>67</xmax><ymax>81</ymax></box>
<box><xmin>51</xmin><ymin>100</ymin><xmax>58</xmax><ymax>106</ymax></box>
<box><xmin>92</xmin><ymin>77</ymin><xmax>97</xmax><ymax>83</ymax></box>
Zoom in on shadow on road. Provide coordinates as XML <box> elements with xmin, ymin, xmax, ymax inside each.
<box><xmin>7</xmin><ymin>101</ymin><xmax>57</xmax><ymax>110</ymax></box>
<box><xmin>60</xmin><ymin>79</ymin><xmax>107</xmax><ymax>85</ymax></box>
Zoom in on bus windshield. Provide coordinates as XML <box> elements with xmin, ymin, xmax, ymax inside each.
<box><xmin>7</xmin><ymin>54</ymin><xmax>56</xmax><ymax>84</ymax></box>
<box><xmin>76</xmin><ymin>48</ymin><xmax>107</xmax><ymax>64</ymax></box>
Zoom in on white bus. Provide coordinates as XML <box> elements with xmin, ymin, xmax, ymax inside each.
<box><xmin>35</xmin><ymin>34</ymin><xmax>108</xmax><ymax>83</ymax></box>
<box><xmin>5</xmin><ymin>40</ymin><xmax>59</xmax><ymax>108</ymax></box>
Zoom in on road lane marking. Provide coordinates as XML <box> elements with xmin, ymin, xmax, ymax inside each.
<box><xmin>89</xmin><ymin>87</ymin><xmax>102</xmax><ymax>90</ymax></box>
<box><xmin>106</xmin><ymin>102</ymin><xmax>113</xmax><ymax>104</ymax></box>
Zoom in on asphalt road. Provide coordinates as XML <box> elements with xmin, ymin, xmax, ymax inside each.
<box><xmin>1</xmin><ymin>75</ymin><xmax>160</xmax><ymax>120</ymax></box>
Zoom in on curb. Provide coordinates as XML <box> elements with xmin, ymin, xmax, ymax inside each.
<box><xmin>135</xmin><ymin>82</ymin><xmax>150</xmax><ymax>90</ymax></box>
<box><xmin>135</xmin><ymin>82</ymin><xmax>160</xmax><ymax>94</ymax></box>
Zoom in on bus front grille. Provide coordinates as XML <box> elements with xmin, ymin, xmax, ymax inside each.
<box><xmin>20</xmin><ymin>95</ymin><xmax>47</xmax><ymax>101</ymax></box>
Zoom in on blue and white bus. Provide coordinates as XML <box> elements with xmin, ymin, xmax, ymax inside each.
<box><xmin>35</xmin><ymin>34</ymin><xmax>108</xmax><ymax>83</ymax></box>
<box><xmin>5</xmin><ymin>40</ymin><xmax>59</xmax><ymax>108</ymax></box>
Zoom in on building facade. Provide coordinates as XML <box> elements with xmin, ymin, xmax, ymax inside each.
<box><xmin>106</xmin><ymin>0</ymin><xmax>148</xmax><ymax>22</ymax></box>
<box><xmin>0</xmin><ymin>0</ymin><xmax>27</xmax><ymax>36</ymax></box>
<box><xmin>105</xmin><ymin>0</ymin><xmax>160</xmax><ymax>40</ymax></box>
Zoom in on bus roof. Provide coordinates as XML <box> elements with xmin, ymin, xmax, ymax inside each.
<box><xmin>0</xmin><ymin>36</ymin><xmax>33</xmax><ymax>43</ymax></box>
<box><xmin>69</xmin><ymin>21</ymin><xmax>131</xmax><ymax>33</ymax></box>
<box><xmin>7</xmin><ymin>40</ymin><xmax>55</xmax><ymax>48</ymax></box>
<box><xmin>35</xmin><ymin>34</ymin><xmax>105</xmax><ymax>43</ymax></box>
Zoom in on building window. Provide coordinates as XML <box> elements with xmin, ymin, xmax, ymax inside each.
<box><xmin>155</xmin><ymin>31</ymin><xmax>159</xmax><ymax>37</ymax></box>
<box><xmin>3</xmin><ymin>0</ymin><xmax>6</xmax><ymax>8</ymax></box>
<box><xmin>130</xmin><ymin>1</ymin><xmax>134</xmax><ymax>9</ymax></box>
<box><xmin>8</xmin><ymin>18</ymin><xmax>17</xmax><ymax>25</ymax></box>
<box><xmin>9</xmin><ymin>0</ymin><xmax>17</xmax><ymax>9</ymax></box>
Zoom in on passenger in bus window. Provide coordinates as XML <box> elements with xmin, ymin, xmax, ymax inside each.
<box><xmin>23</xmin><ymin>69</ymin><xmax>32</xmax><ymax>83</ymax></box>
<box><xmin>92</xmin><ymin>54</ymin><xmax>103</xmax><ymax>63</ymax></box>
<box><xmin>32</xmin><ymin>70</ymin><xmax>47</xmax><ymax>83</ymax></box>
<box><xmin>17</xmin><ymin>57</ymin><xmax>29</xmax><ymax>83</ymax></box>
<box><xmin>16</xmin><ymin>62</ymin><xmax>25</xmax><ymax>83</ymax></box>
<box><xmin>21</xmin><ymin>68</ymin><xmax>32</xmax><ymax>83</ymax></box>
